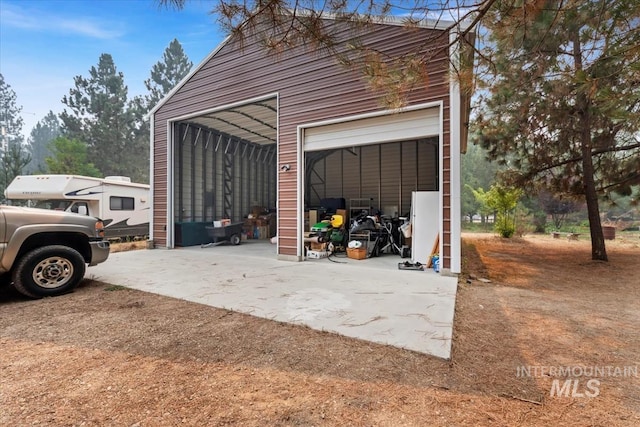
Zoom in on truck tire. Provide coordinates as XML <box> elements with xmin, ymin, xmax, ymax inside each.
<box><xmin>0</xmin><ymin>272</ymin><xmax>12</xmax><ymax>288</ymax></box>
<box><xmin>12</xmin><ymin>245</ymin><xmax>86</xmax><ymax>299</ymax></box>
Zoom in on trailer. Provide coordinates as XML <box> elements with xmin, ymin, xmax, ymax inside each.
<box><xmin>4</xmin><ymin>175</ymin><xmax>150</xmax><ymax>240</ymax></box>
<box><xmin>203</xmin><ymin>222</ymin><xmax>244</xmax><ymax>247</ymax></box>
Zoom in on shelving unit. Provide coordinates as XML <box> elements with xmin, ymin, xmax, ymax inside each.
<box><xmin>348</xmin><ymin>231</ymin><xmax>373</xmax><ymax>258</ymax></box>
<box><xmin>349</xmin><ymin>197</ymin><xmax>375</xmax><ymax>218</ymax></box>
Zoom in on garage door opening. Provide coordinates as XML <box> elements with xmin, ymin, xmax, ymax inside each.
<box><xmin>303</xmin><ymin>138</ymin><xmax>439</xmax><ymax>265</ymax></box>
<box><xmin>170</xmin><ymin>96</ymin><xmax>278</xmax><ymax>247</ymax></box>
<box><xmin>300</xmin><ymin>105</ymin><xmax>443</xmax><ymax>267</ymax></box>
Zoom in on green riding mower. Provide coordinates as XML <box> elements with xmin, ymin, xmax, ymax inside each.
<box><xmin>309</xmin><ymin>214</ymin><xmax>347</xmax><ymax>253</ymax></box>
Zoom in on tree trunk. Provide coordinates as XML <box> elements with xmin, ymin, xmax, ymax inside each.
<box><xmin>573</xmin><ymin>31</ymin><xmax>607</xmax><ymax>261</ymax></box>
<box><xmin>581</xmin><ymin>129</ymin><xmax>608</xmax><ymax>261</ymax></box>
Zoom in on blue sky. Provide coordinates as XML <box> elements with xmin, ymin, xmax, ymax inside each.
<box><xmin>0</xmin><ymin>0</ymin><xmax>226</xmax><ymax>138</ymax></box>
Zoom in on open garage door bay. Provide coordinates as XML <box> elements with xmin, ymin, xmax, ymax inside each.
<box><xmin>300</xmin><ymin>106</ymin><xmax>443</xmax><ymax>262</ymax></box>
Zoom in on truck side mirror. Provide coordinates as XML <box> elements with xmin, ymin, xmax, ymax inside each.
<box><xmin>78</xmin><ymin>205</ymin><xmax>88</xmax><ymax>216</ymax></box>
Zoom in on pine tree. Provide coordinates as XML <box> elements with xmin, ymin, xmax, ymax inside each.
<box><xmin>129</xmin><ymin>39</ymin><xmax>193</xmax><ymax>183</ymax></box>
<box><xmin>26</xmin><ymin>111</ymin><xmax>61</xmax><ymax>173</ymax></box>
<box><xmin>0</xmin><ymin>73</ymin><xmax>29</xmax><ymax>196</ymax></box>
<box><xmin>2</xmin><ymin>141</ymin><xmax>32</xmax><ymax>188</ymax></box>
<box><xmin>473</xmin><ymin>0</ymin><xmax>640</xmax><ymax>261</ymax></box>
<box><xmin>144</xmin><ymin>38</ymin><xmax>193</xmax><ymax>110</ymax></box>
<box><xmin>60</xmin><ymin>53</ymin><xmax>137</xmax><ymax>179</ymax></box>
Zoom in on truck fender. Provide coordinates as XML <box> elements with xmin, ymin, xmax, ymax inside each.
<box><xmin>0</xmin><ymin>224</ymin><xmax>89</xmax><ymax>271</ymax></box>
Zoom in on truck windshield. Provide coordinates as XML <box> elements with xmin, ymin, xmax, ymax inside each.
<box><xmin>34</xmin><ymin>199</ymin><xmax>74</xmax><ymax>211</ymax></box>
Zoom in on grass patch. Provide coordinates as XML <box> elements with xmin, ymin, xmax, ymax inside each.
<box><xmin>104</xmin><ymin>285</ymin><xmax>128</xmax><ymax>292</ymax></box>
<box><xmin>461</xmin><ymin>222</ymin><xmax>494</xmax><ymax>232</ymax></box>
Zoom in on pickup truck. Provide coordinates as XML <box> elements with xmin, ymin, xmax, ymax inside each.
<box><xmin>0</xmin><ymin>205</ymin><xmax>110</xmax><ymax>298</ymax></box>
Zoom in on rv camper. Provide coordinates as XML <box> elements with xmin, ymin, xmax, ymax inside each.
<box><xmin>4</xmin><ymin>175</ymin><xmax>150</xmax><ymax>239</ymax></box>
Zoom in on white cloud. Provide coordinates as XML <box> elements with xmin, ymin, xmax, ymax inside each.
<box><xmin>56</xmin><ymin>17</ymin><xmax>124</xmax><ymax>39</ymax></box>
<box><xmin>1</xmin><ymin>3</ymin><xmax>124</xmax><ymax>39</ymax></box>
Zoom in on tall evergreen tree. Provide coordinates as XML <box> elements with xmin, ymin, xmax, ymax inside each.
<box><xmin>129</xmin><ymin>39</ymin><xmax>193</xmax><ymax>184</ymax></box>
<box><xmin>0</xmin><ymin>73</ymin><xmax>29</xmax><ymax>196</ymax></box>
<box><xmin>60</xmin><ymin>54</ymin><xmax>139</xmax><ymax>180</ymax></box>
<box><xmin>26</xmin><ymin>111</ymin><xmax>61</xmax><ymax>173</ymax></box>
<box><xmin>2</xmin><ymin>141</ymin><xmax>32</xmax><ymax>190</ymax></box>
<box><xmin>144</xmin><ymin>38</ymin><xmax>193</xmax><ymax>110</ymax></box>
<box><xmin>473</xmin><ymin>0</ymin><xmax>640</xmax><ymax>261</ymax></box>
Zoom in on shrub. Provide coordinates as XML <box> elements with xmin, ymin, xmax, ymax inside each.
<box><xmin>473</xmin><ymin>184</ymin><xmax>523</xmax><ymax>238</ymax></box>
<box><xmin>496</xmin><ymin>214</ymin><xmax>516</xmax><ymax>237</ymax></box>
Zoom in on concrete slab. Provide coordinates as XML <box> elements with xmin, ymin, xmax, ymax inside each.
<box><xmin>88</xmin><ymin>242</ymin><xmax>458</xmax><ymax>359</ymax></box>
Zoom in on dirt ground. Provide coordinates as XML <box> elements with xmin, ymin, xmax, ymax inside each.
<box><xmin>1</xmin><ymin>233</ymin><xmax>639</xmax><ymax>426</ymax></box>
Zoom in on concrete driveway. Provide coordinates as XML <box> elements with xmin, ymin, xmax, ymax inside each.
<box><xmin>88</xmin><ymin>241</ymin><xmax>458</xmax><ymax>359</ymax></box>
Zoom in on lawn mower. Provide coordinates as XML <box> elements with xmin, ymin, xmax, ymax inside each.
<box><xmin>309</xmin><ymin>214</ymin><xmax>347</xmax><ymax>253</ymax></box>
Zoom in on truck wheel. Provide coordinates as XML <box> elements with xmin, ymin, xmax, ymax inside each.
<box><xmin>12</xmin><ymin>245</ymin><xmax>86</xmax><ymax>299</ymax></box>
<box><xmin>230</xmin><ymin>234</ymin><xmax>241</xmax><ymax>245</ymax></box>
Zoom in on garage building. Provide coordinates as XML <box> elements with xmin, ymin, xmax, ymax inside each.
<box><xmin>149</xmin><ymin>16</ymin><xmax>469</xmax><ymax>274</ymax></box>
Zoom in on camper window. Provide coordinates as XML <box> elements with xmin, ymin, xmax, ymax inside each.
<box><xmin>110</xmin><ymin>196</ymin><xmax>135</xmax><ymax>211</ymax></box>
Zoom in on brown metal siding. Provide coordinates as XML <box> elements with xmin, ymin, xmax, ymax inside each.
<box><xmin>153</xmin><ymin>22</ymin><xmax>452</xmax><ymax>267</ymax></box>
<box><xmin>152</xmin><ymin>119</ymin><xmax>168</xmax><ymax>242</ymax></box>
<box><xmin>442</xmin><ymin>103</ymin><xmax>452</xmax><ymax>268</ymax></box>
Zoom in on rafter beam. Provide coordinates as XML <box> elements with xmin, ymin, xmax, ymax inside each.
<box><xmin>203</xmin><ymin>116</ymin><xmax>276</xmax><ymax>143</ymax></box>
<box><xmin>227</xmin><ymin>108</ymin><xmax>277</xmax><ymax>131</ymax></box>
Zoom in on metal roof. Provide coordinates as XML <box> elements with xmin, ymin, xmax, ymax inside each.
<box><xmin>182</xmin><ymin>97</ymin><xmax>277</xmax><ymax>146</ymax></box>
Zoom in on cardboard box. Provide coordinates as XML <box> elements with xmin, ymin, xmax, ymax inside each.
<box><xmin>347</xmin><ymin>247</ymin><xmax>367</xmax><ymax>260</ymax></box>
<box><xmin>311</xmin><ymin>242</ymin><xmax>327</xmax><ymax>251</ymax></box>
<box><xmin>251</xmin><ymin>206</ymin><xmax>265</xmax><ymax>216</ymax></box>
<box><xmin>307</xmin><ymin>250</ymin><xmax>328</xmax><ymax>259</ymax></box>
<box><xmin>256</xmin><ymin>225</ymin><xmax>267</xmax><ymax>239</ymax></box>
<box><xmin>308</xmin><ymin>210</ymin><xmax>318</xmax><ymax>230</ymax></box>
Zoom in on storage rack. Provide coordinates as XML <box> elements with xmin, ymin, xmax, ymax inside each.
<box><xmin>349</xmin><ymin>197</ymin><xmax>375</xmax><ymax>218</ymax></box>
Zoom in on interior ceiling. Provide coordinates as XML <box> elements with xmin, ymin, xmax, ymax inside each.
<box><xmin>185</xmin><ymin>97</ymin><xmax>277</xmax><ymax>146</ymax></box>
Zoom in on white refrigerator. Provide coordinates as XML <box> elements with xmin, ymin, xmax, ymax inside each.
<box><xmin>411</xmin><ymin>191</ymin><xmax>440</xmax><ymax>265</ymax></box>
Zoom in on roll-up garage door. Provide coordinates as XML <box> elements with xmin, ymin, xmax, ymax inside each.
<box><xmin>304</xmin><ymin>107</ymin><xmax>440</xmax><ymax>152</ymax></box>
